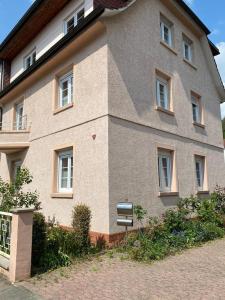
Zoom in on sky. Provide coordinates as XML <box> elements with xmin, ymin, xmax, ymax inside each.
<box><xmin>0</xmin><ymin>0</ymin><xmax>224</xmax><ymax>115</ymax></box>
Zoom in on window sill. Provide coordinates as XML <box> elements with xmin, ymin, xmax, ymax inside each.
<box><xmin>160</xmin><ymin>41</ymin><xmax>178</xmax><ymax>56</ymax></box>
<box><xmin>196</xmin><ymin>190</ymin><xmax>209</xmax><ymax>195</ymax></box>
<box><xmin>158</xmin><ymin>192</ymin><xmax>179</xmax><ymax>197</ymax></box>
<box><xmin>193</xmin><ymin>122</ymin><xmax>205</xmax><ymax>129</ymax></box>
<box><xmin>156</xmin><ymin>106</ymin><xmax>175</xmax><ymax>116</ymax></box>
<box><xmin>183</xmin><ymin>58</ymin><xmax>197</xmax><ymax>70</ymax></box>
<box><xmin>0</xmin><ymin>130</ymin><xmax>30</xmax><ymax>134</ymax></box>
<box><xmin>53</xmin><ymin>103</ymin><xmax>73</xmax><ymax>115</ymax></box>
<box><xmin>51</xmin><ymin>193</ymin><xmax>73</xmax><ymax>199</ymax></box>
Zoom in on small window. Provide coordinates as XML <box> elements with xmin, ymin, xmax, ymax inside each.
<box><xmin>13</xmin><ymin>161</ymin><xmax>22</xmax><ymax>180</ymax></box>
<box><xmin>24</xmin><ymin>49</ymin><xmax>36</xmax><ymax>70</ymax></box>
<box><xmin>14</xmin><ymin>102</ymin><xmax>24</xmax><ymax>130</ymax></box>
<box><xmin>160</xmin><ymin>16</ymin><xmax>173</xmax><ymax>47</ymax></box>
<box><xmin>158</xmin><ymin>150</ymin><xmax>173</xmax><ymax>192</ymax></box>
<box><xmin>195</xmin><ymin>156</ymin><xmax>205</xmax><ymax>191</ymax></box>
<box><xmin>64</xmin><ymin>5</ymin><xmax>85</xmax><ymax>34</ymax></box>
<box><xmin>191</xmin><ymin>94</ymin><xmax>202</xmax><ymax>124</ymax></box>
<box><xmin>58</xmin><ymin>150</ymin><xmax>73</xmax><ymax>193</ymax></box>
<box><xmin>59</xmin><ymin>72</ymin><xmax>73</xmax><ymax>107</ymax></box>
<box><xmin>156</xmin><ymin>77</ymin><xmax>170</xmax><ymax>110</ymax></box>
<box><xmin>183</xmin><ymin>35</ymin><xmax>193</xmax><ymax>62</ymax></box>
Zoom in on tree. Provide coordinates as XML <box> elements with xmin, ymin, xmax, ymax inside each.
<box><xmin>0</xmin><ymin>168</ymin><xmax>41</xmax><ymax>212</ymax></box>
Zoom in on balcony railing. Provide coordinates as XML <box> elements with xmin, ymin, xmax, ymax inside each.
<box><xmin>0</xmin><ymin>115</ymin><xmax>30</xmax><ymax>132</ymax></box>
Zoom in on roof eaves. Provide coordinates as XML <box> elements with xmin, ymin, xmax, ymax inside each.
<box><xmin>176</xmin><ymin>0</ymin><xmax>210</xmax><ymax>35</ymax></box>
<box><xmin>0</xmin><ymin>6</ymin><xmax>105</xmax><ymax>100</ymax></box>
<box><xmin>0</xmin><ymin>0</ymin><xmax>44</xmax><ymax>51</ymax></box>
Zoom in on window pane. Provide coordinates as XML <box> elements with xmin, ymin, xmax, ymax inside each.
<box><xmin>158</xmin><ymin>153</ymin><xmax>172</xmax><ymax>192</ymax></box>
<box><xmin>67</xmin><ymin>17</ymin><xmax>74</xmax><ymax>32</ymax></box>
<box><xmin>195</xmin><ymin>162</ymin><xmax>201</xmax><ymax>187</ymax></box>
<box><xmin>77</xmin><ymin>8</ymin><xmax>85</xmax><ymax>24</ymax></box>
<box><xmin>61</xmin><ymin>178</ymin><xmax>68</xmax><ymax>188</ymax></box>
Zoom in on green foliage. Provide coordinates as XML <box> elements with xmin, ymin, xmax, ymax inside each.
<box><xmin>72</xmin><ymin>204</ymin><xmax>92</xmax><ymax>248</ymax></box>
<box><xmin>32</xmin><ymin>212</ymin><xmax>47</xmax><ymax>267</ymax></box>
<box><xmin>134</xmin><ymin>205</ymin><xmax>147</xmax><ymax>222</ymax></box>
<box><xmin>32</xmin><ymin>204</ymin><xmax>95</xmax><ymax>273</ymax></box>
<box><xmin>0</xmin><ymin>168</ymin><xmax>41</xmax><ymax>212</ymax></box>
<box><xmin>122</xmin><ymin>187</ymin><xmax>225</xmax><ymax>263</ymax></box>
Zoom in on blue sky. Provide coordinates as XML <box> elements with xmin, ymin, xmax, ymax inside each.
<box><xmin>0</xmin><ymin>0</ymin><xmax>224</xmax><ymax>115</ymax></box>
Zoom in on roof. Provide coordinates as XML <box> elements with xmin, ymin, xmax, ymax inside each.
<box><xmin>0</xmin><ymin>0</ymin><xmax>220</xmax><ymax>59</ymax></box>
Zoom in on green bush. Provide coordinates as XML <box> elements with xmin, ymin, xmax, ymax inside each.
<box><xmin>39</xmin><ymin>251</ymin><xmax>70</xmax><ymax>272</ymax></box>
<box><xmin>122</xmin><ymin>188</ymin><xmax>225</xmax><ymax>263</ymax></box>
<box><xmin>0</xmin><ymin>168</ymin><xmax>41</xmax><ymax>212</ymax></box>
<box><xmin>72</xmin><ymin>204</ymin><xmax>92</xmax><ymax>249</ymax></box>
<box><xmin>32</xmin><ymin>212</ymin><xmax>47</xmax><ymax>267</ymax></box>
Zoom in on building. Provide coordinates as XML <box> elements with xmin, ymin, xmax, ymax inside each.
<box><xmin>0</xmin><ymin>0</ymin><xmax>224</xmax><ymax>242</ymax></box>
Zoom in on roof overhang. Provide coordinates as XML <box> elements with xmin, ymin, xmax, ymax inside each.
<box><xmin>0</xmin><ymin>0</ymin><xmax>72</xmax><ymax>60</ymax></box>
<box><xmin>0</xmin><ymin>7</ymin><xmax>105</xmax><ymax>100</ymax></box>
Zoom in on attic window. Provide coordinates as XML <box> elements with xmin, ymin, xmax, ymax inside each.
<box><xmin>24</xmin><ymin>49</ymin><xmax>36</xmax><ymax>70</ymax></box>
<box><xmin>64</xmin><ymin>5</ymin><xmax>85</xmax><ymax>34</ymax></box>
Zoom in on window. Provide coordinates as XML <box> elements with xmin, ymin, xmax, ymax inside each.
<box><xmin>156</xmin><ymin>78</ymin><xmax>169</xmax><ymax>110</ymax></box>
<box><xmin>59</xmin><ymin>72</ymin><xmax>73</xmax><ymax>107</ymax></box>
<box><xmin>58</xmin><ymin>150</ymin><xmax>73</xmax><ymax>193</ymax></box>
<box><xmin>64</xmin><ymin>5</ymin><xmax>85</xmax><ymax>34</ymax></box>
<box><xmin>183</xmin><ymin>35</ymin><xmax>193</xmax><ymax>62</ymax></box>
<box><xmin>160</xmin><ymin>16</ymin><xmax>173</xmax><ymax>47</ymax></box>
<box><xmin>191</xmin><ymin>94</ymin><xmax>202</xmax><ymax>124</ymax></box>
<box><xmin>24</xmin><ymin>49</ymin><xmax>36</xmax><ymax>70</ymax></box>
<box><xmin>195</xmin><ymin>156</ymin><xmax>205</xmax><ymax>191</ymax></box>
<box><xmin>158</xmin><ymin>150</ymin><xmax>173</xmax><ymax>192</ymax></box>
<box><xmin>14</xmin><ymin>102</ymin><xmax>24</xmax><ymax>130</ymax></box>
<box><xmin>13</xmin><ymin>161</ymin><xmax>22</xmax><ymax>180</ymax></box>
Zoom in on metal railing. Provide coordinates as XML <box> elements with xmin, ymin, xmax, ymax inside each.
<box><xmin>0</xmin><ymin>212</ymin><xmax>12</xmax><ymax>258</ymax></box>
<box><xmin>0</xmin><ymin>115</ymin><xmax>29</xmax><ymax>131</ymax></box>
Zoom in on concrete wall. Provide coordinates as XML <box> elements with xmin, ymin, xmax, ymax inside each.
<box><xmin>105</xmin><ymin>0</ymin><xmax>225</xmax><ymax>233</ymax></box>
<box><xmin>0</xmin><ymin>24</ymin><xmax>109</xmax><ymax>233</ymax></box>
<box><xmin>10</xmin><ymin>0</ymin><xmax>94</xmax><ymax>82</ymax></box>
<box><xmin>0</xmin><ymin>0</ymin><xmax>224</xmax><ymax>236</ymax></box>
<box><xmin>106</xmin><ymin>0</ymin><xmax>223</xmax><ymax>148</ymax></box>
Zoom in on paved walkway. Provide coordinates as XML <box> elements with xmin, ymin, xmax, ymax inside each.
<box><xmin>0</xmin><ymin>275</ymin><xmax>41</xmax><ymax>300</ymax></box>
<box><xmin>22</xmin><ymin>238</ymin><xmax>225</xmax><ymax>300</ymax></box>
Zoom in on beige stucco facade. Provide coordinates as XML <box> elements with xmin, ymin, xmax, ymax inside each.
<box><xmin>0</xmin><ymin>0</ymin><xmax>224</xmax><ymax>236</ymax></box>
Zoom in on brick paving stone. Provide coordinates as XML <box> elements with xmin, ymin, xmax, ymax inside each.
<box><xmin>20</xmin><ymin>238</ymin><xmax>225</xmax><ymax>300</ymax></box>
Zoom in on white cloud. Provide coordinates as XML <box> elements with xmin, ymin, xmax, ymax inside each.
<box><xmin>216</xmin><ymin>42</ymin><xmax>225</xmax><ymax>118</ymax></box>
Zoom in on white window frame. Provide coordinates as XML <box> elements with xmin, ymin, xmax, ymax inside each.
<box><xmin>15</xmin><ymin>102</ymin><xmax>24</xmax><ymax>130</ymax></box>
<box><xmin>191</xmin><ymin>96</ymin><xmax>201</xmax><ymax>123</ymax></box>
<box><xmin>24</xmin><ymin>49</ymin><xmax>36</xmax><ymax>70</ymax></box>
<box><xmin>64</xmin><ymin>4</ymin><xmax>85</xmax><ymax>34</ymax></box>
<box><xmin>58</xmin><ymin>150</ymin><xmax>73</xmax><ymax>193</ymax></box>
<box><xmin>183</xmin><ymin>36</ymin><xmax>193</xmax><ymax>62</ymax></box>
<box><xmin>13</xmin><ymin>160</ymin><xmax>22</xmax><ymax>180</ymax></box>
<box><xmin>160</xmin><ymin>21</ymin><xmax>172</xmax><ymax>47</ymax></box>
<box><xmin>156</xmin><ymin>78</ymin><xmax>169</xmax><ymax>110</ymax></box>
<box><xmin>158</xmin><ymin>151</ymin><xmax>172</xmax><ymax>192</ymax></box>
<box><xmin>59</xmin><ymin>72</ymin><xmax>73</xmax><ymax>107</ymax></box>
<box><xmin>195</xmin><ymin>156</ymin><xmax>205</xmax><ymax>191</ymax></box>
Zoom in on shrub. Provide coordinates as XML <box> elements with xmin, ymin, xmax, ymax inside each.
<box><xmin>121</xmin><ymin>189</ymin><xmax>225</xmax><ymax>263</ymax></box>
<box><xmin>212</xmin><ymin>186</ymin><xmax>225</xmax><ymax>214</ymax></box>
<box><xmin>72</xmin><ymin>204</ymin><xmax>91</xmax><ymax>248</ymax></box>
<box><xmin>0</xmin><ymin>168</ymin><xmax>41</xmax><ymax>212</ymax></box>
<box><xmin>32</xmin><ymin>212</ymin><xmax>47</xmax><ymax>267</ymax></box>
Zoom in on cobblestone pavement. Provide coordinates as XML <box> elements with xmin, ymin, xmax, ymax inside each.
<box><xmin>21</xmin><ymin>238</ymin><xmax>225</xmax><ymax>300</ymax></box>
